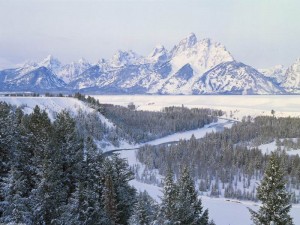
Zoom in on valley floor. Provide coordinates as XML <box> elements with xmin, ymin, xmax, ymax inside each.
<box><xmin>92</xmin><ymin>94</ymin><xmax>300</xmax><ymax>120</ymax></box>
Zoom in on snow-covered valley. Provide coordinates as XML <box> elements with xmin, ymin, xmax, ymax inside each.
<box><xmin>1</xmin><ymin>95</ymin><xmax>300</xmax><ymax>225</ymax></box>
<box><xmin>92</xmin><ymin>94</ymin><xmax>300</xmax><ymax>120</ymax></box>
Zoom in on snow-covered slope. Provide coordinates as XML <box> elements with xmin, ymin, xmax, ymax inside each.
<box><xmin>109</xmin><ymin>50</ymin><xmax>144</xmax><ymax>67</ymax></box>
<box><xmin>194</xmin><ymin>61</ymin><xmax>283</xmax><ymax>94</ymax></box>
<box><xmin>39</xmin><ymin>55</ymin><xmax>62</xmax><ymax>73</ymax></box>
<box><xmin>0</xmin><ymin>67</ymin><xmax>66</xmax><ymax>91</ymax></box>
<box><xmin>0</xmin><ymin>96</ymin><xmax>93</xmax><ymax>120</ymax></box>
<box><xmin>147</xmin><ymin>45</ymin><xmax>168</xmax><ymax>64</ymax></box>
<box><xmin>281</xmin><ymin>58</ymin><xmax>300</xmax><ymax>93</ymax></box>
<box><xmin>259</xmin><ymin>64</ymin><xmax>286</xmax><ymax>84</ymax></box>
<box><xmin>57</xmin><ymin>58</ymin><xmax>91</xmax><ymax>83</ymax></box>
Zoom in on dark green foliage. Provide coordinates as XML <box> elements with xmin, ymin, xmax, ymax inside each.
<box><xmin>158</xmin><ymin>168</ymin><xmax>210</xmax><ymax>225</ymax></box>
<box><xmin>106</xmin><ymin>155</ymin><xmax>136</xmax><ymax>224</ymax></box>
<box><xmin>159</xmin><ymin>169</ymin><xmax>178</xmax><ymax>223</ymax></box>
<box><xmin>0</xmin><ymin>102</ymin><xmax>137</xmax><ymax>225</ymax></box>
<box><xmin>130</xmin><ymin>191</ymin><xmax>158</xmax><ymax>225</ymax></box>
<box><xmin>0</xmin><ymin>102</ymin><xmax>15</xmax><ymax>204</ymax></box>
<box><xmin>74</xmin><ymin>93</ymin><xmax>101</xmax><ymax>109</ymax></box>
<box><xmin>101</xmin><ymin>104</ymin><xmax>220</xmax><ymax>143</ymax></box>
<box><xmin>249</xmin><ymin>152</ymin><xmax>294</xmax><ymax>225</ymax></box>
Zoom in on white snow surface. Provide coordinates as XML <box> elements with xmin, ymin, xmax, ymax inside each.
<box><xmin>93</xmin><ymin>95</ymin><xmax>300</xmax><ymax>120</ymax></box>
<box><xmin>257</xmin><ymin>140</ymin><xmax>300</xmax><ymax>156</ymax></box>
<box><xmin>0</xmin><ymin>97</ymin><xmax>93</xmax><ymax>120</ymax></box>
<box><xmin>259</xmin><ymin>64</ymin><xmax>286</xmax><ymax>84</ymax></box>
<box><xmin>282</xmin><ymin>58</ymin><xmax>300</xmax><ymax>90</ymax></box>
<box><xmin>106</xmin><ymin>118</ymin><xmax>233</xmax><ymax>152</ymax></box>
<box><xmin>145</xmin><ymin>118</ymin><xmax>232</xmax><ymax>146</ymax></box>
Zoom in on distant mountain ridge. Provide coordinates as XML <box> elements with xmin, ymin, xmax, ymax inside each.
<box><xmin>0</xmin><ymin>33</ymin><xmax>299</xmax><ymax>94</ymax></box>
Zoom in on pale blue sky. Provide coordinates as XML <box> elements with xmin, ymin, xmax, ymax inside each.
<box><xmin>0</xmin><ymin>0</ymin><xmax>299</xmax><ymax>69</ymax></box>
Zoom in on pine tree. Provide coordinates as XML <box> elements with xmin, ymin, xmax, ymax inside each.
<box><xmin>52</xmin><ymin>110</ymin><xmax>84</xmax><ymax>198</ymax></box>
<box><xmin>249</xmin><ymin>152</ymin><xmax>294</xmax><ymax>225</ymax></box>
<box><xmin>130</xmin><ymin>191</ymin><xmax>158</xmax><ymax>225</ymax></box>
<box><xmin>61</xmin><ymin>136</ymin><xmax>105</xmax><ymax>225</ymax></box>
<box><xmin>0</xmin><ymin>102</ymin><xmax>15</xmax><ymax>209</ymax></box>
<box><xmin>175</xmin><ymin>167</ymin><xmax>209</xmax><ymax>225</ymax></box>
<box><xmin>102</xmin><ymin>173</ymin><xmax>118</xmax><ymax>224</ymax></box>
<box><xmin>1</xmin><ymin>111</ymin><xmax>34</xmax><ymax>224</ymax></box>
<box><xmin>159</xmin><ymin>169</ymin><xmax>178</xmax><ymax>224</ymax></box>
<box><xmin>158</xmin><ymin>168</ymin><xmax>211</xmax><ymax>225</ymax></box>
<box><xmin>108</xmin><ymin>154</ymin><xmax>136</xmax><ymax>225</ymax></box>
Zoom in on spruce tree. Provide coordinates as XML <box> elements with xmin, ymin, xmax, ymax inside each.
<box><xmin>159</xmin><ymin>169</ymin><xmax>178</xmax><ymax>224</ymax></box>
<box><xmin>102</xmin><ymin>171</ymin><xmax>118</xmax><ymax>224</ymax></box>
<box><xmin>52</xmin><ymin>110</ymin><xmax>84</xmax><ymax>197</ymax></box>
<box><xmin>249</xmin><ymin>152</ymin><xmax>294</xmax><ymax>225</ymax></box>
<box><xmin>130</xmin><ymin>191</ymin><xmax>158</xmax><ymax>225</ymax></box>
<box><xmin>175</xmin><ymin>167</ymin><xmax>209</xmax><ymax>225</ymax></box>
<box><xmin>158</xmin><ymin>168</ymin><xmax>211</xmax><ymax>225</ymax></box>
<box><xmin>1</xmin><ymin>111</ymin><xmax>34</xmax><ymax>224</ymax></box>
<box><xmin>0</xmin><ymin>102</ymin><xmax>15</xmax><ymax>209</ymax></box>
<box><xmin>61</xmin><ymin>136</ymin><xmax>105</xmax><ymax>225</ymax></box>
<box><xmin>108</xmin><ymin>154</ymin><xmax>136</xmax><ymax>225</ymax></box>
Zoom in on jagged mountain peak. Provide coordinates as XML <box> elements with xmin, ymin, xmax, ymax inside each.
<box><xmin>171</xmin><ymin>33</ymin><xmax>198</xmax><ymax>55</ymax></box>
<box><xmin>260</xmin><ymin>64</ymin><xmax>286</xmax><ymax>84</ymax></box>
<box><xmin>56</xmin><ymin>58</ymin><xmax>92</xmax><ymax>83</ymax></box>
<box><xmin>178</xmin><ymin>33</ymin><xmax>197</xmax><ymax>48</ymax></box>
<box><xmin>39</xmin><ymin>55</ymin><xmax>62</xmax><ymax>72</ymax></box>
<box><xmin>148</xmin><ymin>45</ymin><xmax>168</xmax><ymax>63</ymax></box>
<box><xmin>149</xmin><ymin>45</ymin><xmax>166</xmax><ymax>57</ymax></box>
<box><xmin>110</xmin><ymin>50</ymin><xmax>143</xmax><ymax>67</ymax></box>
<box><xmin>77</xmin><ymin>57</ymin><xmax>89</xmax><ymax>65</ymax></box>
<box><xmin>97</xmin><ymin>58</ymin><xmax>107</xmax><ymax>65</ymax></box>
<box><xmin>281</xmin><ymin>58</ymin><xmax>300</xmax><ymax>91</ymax></box>
<box><xmin>40</xmin><ymin>54</ymin><xmax>60</xmax><ymax>64</ymax></box>
<box><xmin>169</xmin><ymin>35</ymin><xmax>234</xmax><ymax>76</ymax></box>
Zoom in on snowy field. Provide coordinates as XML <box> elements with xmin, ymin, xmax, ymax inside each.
<box><xmin>93</xmin><ymin>95</ymin><xmax>300</xmax><ymax>120</ymax></box>
<box><xmin>257</xmin><ymin>140</ymin><xmax>300</xmax><ymax>156</ymax></box>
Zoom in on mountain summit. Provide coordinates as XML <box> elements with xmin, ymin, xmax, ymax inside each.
<box><xmin>0</xmin><ymin>33</ymin><xmax>298</xmax><ymax>94</ymax></box>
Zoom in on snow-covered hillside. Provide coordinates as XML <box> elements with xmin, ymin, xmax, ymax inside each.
<box><xmin>195</xmin><ymin>61</ymin><xmax>283</xmax><ymax>94</ymax></box>
<box><xmin>281</xmin><ymin>58</ymin><xmax>300</xmax><ymax>93</ymax></box>
<box><xmin>57</xmin><ymin>58</ymin><xmax>92</xmax><ymax>83</ymax></box>
<box><xmin>259</xmin><ymin>64</ymin><xmax>286</xmax><ymax>84</ymax></box>
<box><xmin>0</xmin><ymin>97</ymin><xmax>92</xmax><ymax>120</ymax></box>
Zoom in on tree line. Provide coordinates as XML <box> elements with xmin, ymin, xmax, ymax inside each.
<box><xmin>74</xmin><ymin>93</ymin><xmax>223</xmax><ymax>143</ymax></box>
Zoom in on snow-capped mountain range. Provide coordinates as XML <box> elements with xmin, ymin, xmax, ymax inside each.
<box><xmin>0</xmin><ymin>33</ymin><xmax>299</xmax><ymax>94</ymax></box>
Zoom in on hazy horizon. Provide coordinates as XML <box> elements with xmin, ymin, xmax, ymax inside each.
<box><xmin>1</xmin><ymin>0</ymin><xmax>299</xmax><ymax>69</ymax></box>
